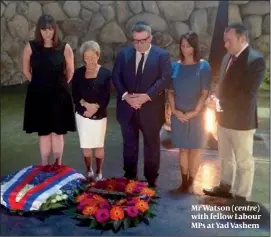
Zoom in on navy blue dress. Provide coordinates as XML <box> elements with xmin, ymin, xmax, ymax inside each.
<box><xmin>170</xmin><ymin>60</ymin><xmax>211</xmax><ymax>149</ymax></box>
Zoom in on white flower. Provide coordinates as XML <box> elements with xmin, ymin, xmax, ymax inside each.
<box><xmin>13</xmin><ymin>185</ymin><xmax>35</xmax><ymax>203</ymax></box>
<box><xmin>15</xmin><ymin>193</ymin><xmax>24</xmax><ymax>202</ymax></box>
<box><xmin>26</xmin><ymin>184</ymin><xmax>34</xmax><ymax>188</ymax></box>
<box><xmin>62</xmin><ymin>194</ymin><xmax>68</xmax><ymax>200</ymax></box>
<box><xmin>56</xmin><ymin>190</ymin><xmax>63</xmax><ymax>195</ymax></box>
<box><xmin>51</xmin><ymin>199</ymin><xmax>57</xmax><ymax>203</ymax></box>
<box><xmin>56</xmin><ymin>195</ymin><xmax>62</xmax><ymax>201</ymax></box>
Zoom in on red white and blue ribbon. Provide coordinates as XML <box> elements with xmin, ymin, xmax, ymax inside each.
<box><xmin>1</xmin><ymin>165</ymin><xmax>85</xmax><ymax>211</ymax></box>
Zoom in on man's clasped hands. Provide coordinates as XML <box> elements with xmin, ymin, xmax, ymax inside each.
<box><xmin>124</xmin><ymin>93</ymin><xmax>151</xmax><ymax>110</ymax></box>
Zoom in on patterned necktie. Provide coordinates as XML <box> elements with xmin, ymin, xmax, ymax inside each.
<box><xmin>135</xmin><ymin>53</ymin><xmax>145</xmax><ymax>92</ymax></box>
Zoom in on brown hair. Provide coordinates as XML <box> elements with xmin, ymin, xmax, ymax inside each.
<box><xmin>179</xmin><ymin>31</ymin><xmax>201</xmax><ymax>63</ymax></box>
<box><xmin>34</xmin><ymin>14</ymin><xmax>60</xmax><ymax>48</ymax></box>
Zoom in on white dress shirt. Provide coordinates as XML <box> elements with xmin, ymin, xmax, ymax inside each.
<box><xmin>135</xmin><ymin>44</ymin><xmax>152</xmax><ymax>74</ymax></box>
<box><xmin>122</xmin><ymin>45</ymin><xmax>152</xmax><ymax>100</ymax></box>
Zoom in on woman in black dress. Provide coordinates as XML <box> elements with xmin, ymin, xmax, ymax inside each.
<box><xmin>72</xmin><ymin>41</ymin><xmax>111</xmax><ymax>181</ymax></box>
<box><xmin>22</xmin><ymin>15</ymin><xmax>76</xmax><ymax>165</ymax></box>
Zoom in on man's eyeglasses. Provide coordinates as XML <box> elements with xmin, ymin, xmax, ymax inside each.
<box><xmin>132</xmin><ymin>36</ymin><xmax>150</xmax><ymax>44</ymax></box>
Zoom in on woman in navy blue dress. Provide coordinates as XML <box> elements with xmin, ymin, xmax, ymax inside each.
<box><xmin>168</xmin><ymin>31</ymin><xmax>212</xmax><ymax>193</ymax></box>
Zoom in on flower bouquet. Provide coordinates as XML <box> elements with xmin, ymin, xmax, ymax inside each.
<box><xmin>1</xmin><ymin>165</ymin><xmax>86</xmax><ymax>216</ymax></box>
<box><xmin>73</xmin><ymin>178</ymin><xmax>158</xmax><ymax>233</ymax></box>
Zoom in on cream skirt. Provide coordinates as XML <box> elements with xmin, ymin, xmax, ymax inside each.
<box><xmin>75</xmin><ymin>113</ymin><xmax>107</xmax><ymax>149</ymax></box>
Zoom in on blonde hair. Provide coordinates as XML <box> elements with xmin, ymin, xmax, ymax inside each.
<box><xmin>79</xmin><ymin>40</ymin><xmax>101</xmax><ymax>59</ymax></box>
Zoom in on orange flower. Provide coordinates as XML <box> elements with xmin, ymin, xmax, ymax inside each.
<box><xmin>136</xmin><ymin>200</ymin><xmax>149</xmax><ymax>213</ymax></box>
<box><xmin>110</xmin><ymin>206</ymin><xmax>125</xmax><ymax>221</ymax></box>
<box><xmin>82</xmin><ymin>205</ymin><xmax>98</xmax><ymax>216</ymax></box>
<box><xmin>92</xmin><ymin>195</ymin><xmax>105</xmax><ymax>201</ymax></box>
<box><xmin>106</xmin><ymin>180</ymin><xmax>116</xmax><ymax>190</ymax></box>
<box><xmin>76</xmin><ymin>193</ymin><xmax>87</xmax><ymax>203</ymax></box>
<box><xmin>116</xmin><ymin>199</ymin><xmax>126</xmax><ymax>206</ymax></box>
<box><xmin>125</xmin><ymin>183</ymin><xmax>135</xmax><ymax>193</ymax></box>
<box><xmin>107</xmin><ymin>184</ymin><xmax>115</xmax><ymax>191</ymax></box>
<box><xmin>140</xmin><ymin>187</ymin><xmax>155</xmax><ymax>197</ymax></box>
<box><xmin>81</xmin><ymin>198</ymin><xmax>101</xmax><ymax>207</ymax></box>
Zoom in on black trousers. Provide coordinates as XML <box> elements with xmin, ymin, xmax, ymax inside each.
<box><xmin>120</xmin><ymin>111</ymin><xmax>161</xmax><ymax>184</ymax></box>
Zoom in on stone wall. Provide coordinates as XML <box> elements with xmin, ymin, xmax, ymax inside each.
<box><xmin>1</xmin><ymin>0</ymin><xmax>270</xmax><ymax>86</ymax></box>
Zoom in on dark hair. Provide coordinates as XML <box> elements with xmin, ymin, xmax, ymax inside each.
<box><xmin>132</xmin><ymin>21</ymin><xmax>152</xmax><ymax>35</ymax></box>
<box><xmin>179</xmin><ymin>31</ymin><xmax>200</xmax><ymax>63</ymax></box>
<box><xmin>225</xmin><ymin>22</ymin><xmax>249</xmax><ymax>40</ymax></box>
<box><xmin>35</xmin><ymin>14</ymin><xmax>60</xmax><ymax>47</ymax></box>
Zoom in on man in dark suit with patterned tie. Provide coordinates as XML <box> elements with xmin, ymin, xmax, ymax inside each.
<box><xmin>112</xmin><ymin>21</ymin><xmax>171</xmax><ymax>187</ymax></box>
<box><xmin>203</xmin><ymin>23</ymin><xmax>266</xmax><ymax>201</ymax></box>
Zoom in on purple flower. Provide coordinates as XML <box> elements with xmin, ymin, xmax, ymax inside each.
<box><xmin>95</xmin><ymin>209</ymin><xmax>110</xmax><ymax>223</ymax></box>
<box><xmin>127</xmin><ymin>199</ymin><xmax>136</xmax><ymax>206</ymax></box>
<box><xmin>95</xmin><ymin>180</ymin><xmax>106</xmax><ymax>189</ymax></box>
<box><xmin>126</xmin><ymin>206</ymin><xmax>139</xmax><ymax>218</ymax></box>
<box><xmin>77</xmin><ymin>203</ymin><xmax>84</xmax><ymax>211</ymax></box>
<box><xmin>133</xmin><ymin>185</ymin><xmax>142</xmax><ymax>193</ymax></box>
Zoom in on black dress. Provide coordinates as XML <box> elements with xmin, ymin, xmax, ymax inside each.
<box><xmin>23</xmin><ymin>40</ymin><xmax>76</xmax><ymax>136</ymax></box>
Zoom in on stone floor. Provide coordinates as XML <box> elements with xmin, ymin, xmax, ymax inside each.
<box><xmin>0</xmin><ymin>86</ymin><xmax>270</xmax><ymax>236</ymax></box>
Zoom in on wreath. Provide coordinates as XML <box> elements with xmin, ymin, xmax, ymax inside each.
<box><xmin>1</xmin><ymin>165</ymin><xmax>85</xmax><ymax>216</ymax></box>
<box><xmin>73</xmin><ymin>177</ymin><xmax>158</xmax><ymax>233</ymax></box>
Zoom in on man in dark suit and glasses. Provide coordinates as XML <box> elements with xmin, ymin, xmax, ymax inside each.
<box><xmin>204</xmin><ymin>23</ymin><xmax>266</xmax><ymax>201</ymax></box>
<box><xmin>112</xmin><ymin>21</ymin><xmax>171</xmax><ymax>187</ymax></box>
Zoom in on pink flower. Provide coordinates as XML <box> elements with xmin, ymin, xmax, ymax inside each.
<box><xmin>126</xmin><ymin>206</ymin><xmax>139</xmax><ymax>218</ymax></box>
<box><xmin>95</xmin><ymin>209</ymin><xmax>110</xmax><ymax>223</ymax></box>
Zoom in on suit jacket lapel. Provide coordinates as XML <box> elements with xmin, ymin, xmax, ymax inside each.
<box><xmin>221</xmin><ymin>53</ymin><xmax>231</xmax><ymax>81</ymax></box>
<box><xmin>142</xmin><ymin>46</ymin><xmax>156</xmax><ymax>77</ymax></box>
<box><xmin>125</xmin><ymin>47</ymin><xmax>136</xmax><ymax>90</ymax></box>
<box><xmin>224</xmin><ymin>46</ymin><xmax>249</xmax><ymax>81</ymax></box>
<box><xmin>131</xmin><ymin>47</ymin><xmax>136</xmax><ymax>79</ymax></box>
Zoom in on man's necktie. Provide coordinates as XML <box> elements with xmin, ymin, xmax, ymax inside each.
<box><xmin>135</xmin><ymin>53</ymin><xmax>145</xmax><ymax>92</ymax></box>
<box><xmin>229</xmin><ymin>55</ymin><xmax>237</xmax><ymax>68</ymax></box>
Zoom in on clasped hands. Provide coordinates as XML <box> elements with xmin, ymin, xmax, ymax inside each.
<box><xmin>205</xmin><ymin>95</ymin><xmax>223</xmax><ymax>112</ymax></box>
<box><xmin>80</xmin><ymin>99</ymin><xmax>100</xmax><ymax>118</ymax></box>
<box><xmin>173</xmin><ymin>109</ymin><xmax>198</xmax><ymax>123</ymax></box>
<box><xmin>124</xmin><ymin>93</ymin><xmax>151</xmax><ymax>110</ymax></box>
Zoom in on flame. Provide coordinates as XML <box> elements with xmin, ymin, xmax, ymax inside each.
<box><xmin>205</xmin><ymin>108</ymin><xmax>217</xmax><ymax>139</ymax></box>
